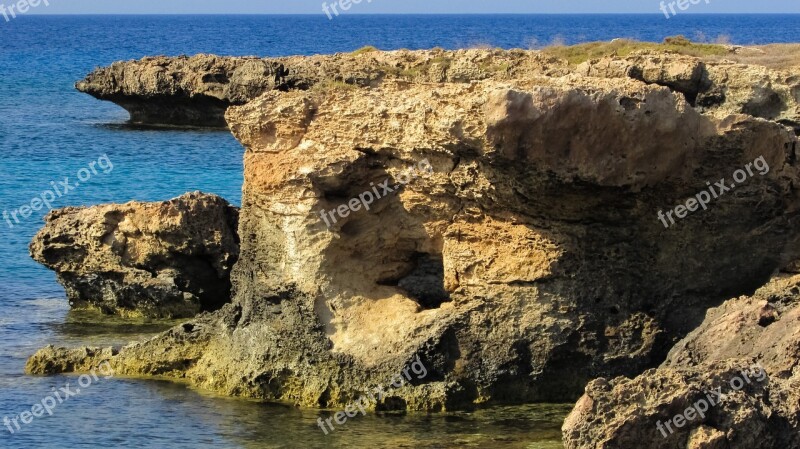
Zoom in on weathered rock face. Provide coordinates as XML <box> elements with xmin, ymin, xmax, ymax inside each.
<box><xmin>30</xmin><ymin>47</ymin><xmax>800</xmax><ymax>415</ymax></box>
<box><xmin>562</xmin><ymin>361</ymin><xmax>782</xmax><ymax>449</ymax></box>
<box><xmin>664</xmin><ymin>272</ymin><xmax>800</xmax><ymax>375</ymax></box>
<box><xmin>562</xmin><ymin>273</ymin><xmax>800</xmax><ymax>449</ymax></box>
<box><xmin>76</xmin><ymin>50</ymin><xmax>568</xmax><ymax>127</ymax></box>
<box><xmin>212</xmin><ymin>76</ymin><xmax>799</xmax><ymax>409</ymax></box>
<box><xmin>577</xmin><ymin>52</ymin><xmax>800</xmax><ymax>132</ymax></box>
<box><xmin>76</xmin><ymin>48</ymin><xmax>800</xmax><ymax>134</ymax></box>
<box><xmin>30</xmin><ymin>192</ymin><xmax>239</xmax><ymax>318</ymax></box>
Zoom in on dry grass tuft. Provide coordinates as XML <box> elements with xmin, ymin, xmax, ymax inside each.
<box><xmin>707</xmin><ymin>44</ymin><xmax>800</xmax><ymax>70</ymax></box>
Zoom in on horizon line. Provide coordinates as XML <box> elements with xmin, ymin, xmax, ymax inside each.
<box><xmin>22</xmin><ymin>12</ymin><xmax>800</xmax><ymax>16</ymax></box>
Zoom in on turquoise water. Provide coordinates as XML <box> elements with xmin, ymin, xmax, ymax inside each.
<box><xmin>1</xmin><ymin>14</ymin><xmax>799</xmax><ymax>449</ymax></box>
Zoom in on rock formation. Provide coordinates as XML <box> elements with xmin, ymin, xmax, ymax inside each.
<box><xmin>577</xmin><ymin>53</ymin><xmax>800</xmax><ymax>132</ymax></box>
<box><xmin>562</xmin><ymin>273</ymin><xmax>800</xmax><ymax>449</ymax></box>
<box><xmin>75</xmin><ymin>49</ymin><xmax>569</xmax><ymax>127</ymax></box>
<box><xmin>23</xmin><ymin>51</ymin><xmax>800</xmax><ymax>438</ymax></box>
<box><xmin>76</xmin><ymin>47</ymin><xmax>800</xmax><ymax>130</ymax></box>
<box><xmin>561</xmin><ymin>360</ymin><xmax>781</xmax><ymax>449</ymax></box>
<box><xmin>28</xmin><ymin>47</ymin><xmax>800</xmax><ymax>416</ymax></box>
<box><xmin>29</xmin><ymin>192</ymin><xmax>239</xmax><ymax>318</ymax></box>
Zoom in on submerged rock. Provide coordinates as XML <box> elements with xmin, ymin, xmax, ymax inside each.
<box><xmin>29</xmin><ymin>192</ymin><xmax>239</xmax><ymax>319</ymax></box>
<box><xmin>29</xmin><ymin>47</ymin><xmax>800</xmax><ymax>412</ymax></box>
<box><xmin>562</xmin><ymin>273</ymin><xmax>800</xmax><ymax>449</ymax></box>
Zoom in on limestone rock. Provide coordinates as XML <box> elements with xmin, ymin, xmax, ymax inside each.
<box><xmin>701</xmin><ymin>62</ymin><xmax>800</xmax><ymax>130</ymax></box>
<box><xmin>78</xmin><ymin>49</ymin><xmax>800</xmax><ymax>134</ymax></box>
<box><xmin>576</xmin><ymin>51</ymin><xmax>800</xmax><ymax>131</ymax></box>
<box><xmin>26</xmin><ymin>345</ymin><xmax>118</xmax><ymax>375</ymax></box>
<box><xmin>75</xmin><ymin>50</ymin><xmax>567</xmax><ymax>127</ymax></box>
<box><xmin>29</xmin><ymin>192</ymin><xmax>239</xmax><ymax>318</ymax></box>
<box><xmin>576</xmin><ymin>52</ymin><xmax>710</xmax><ymax>102</ymax></box>
<box><xmin>562</xmin><ymin>273</ymin><xmax>800</xmax><ymax>449</ymax></box>
<box><xmin>30</xmin><ymin>67</ymin><xmax>800</xmax><ymax>412</ymax></box>
<box><xmin>562</xmin><ymin>361</ymin><xmax>781</xmax><ymax>449</ymax></box>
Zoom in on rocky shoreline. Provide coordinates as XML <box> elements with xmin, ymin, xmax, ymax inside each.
<box><xmin>30</xmin><ymin>43</ymin><xmax>800</xmax><ymax>447</ymax></box>
<box><xmin>75</xmin><ymin>45</ymin><xmax>800</xmax><ymax>131</ymax></box>
<box><xmin>29</xmin><ymin>192</ymin><xmax>239</xmax><ymax>318</ymax></box>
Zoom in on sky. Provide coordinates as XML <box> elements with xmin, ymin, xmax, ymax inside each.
<box><xmin>25</xmin><ymin>0</ymin><xmax>800</xmax><ymax>15</ymax></box>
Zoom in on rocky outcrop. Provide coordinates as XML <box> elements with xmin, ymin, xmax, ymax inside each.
<box><xmin>29</xmin><ymin>46</ymin><xmax>800</xmax><ymax>414</ymax></box>
<box><xmin>76</xmin><ymin>49</ymin><xmax>568</xmax><ymax>127</ymax></box>
<box><xmin>664</xmin><ymin>272</ymin><xmax>800</xmax><ymax>373</ymax></box>
<box><xmin>577</xmin><ymin>52</ymin><xmax>800</xmax><ymax>132</ymax></box>
<box><xmin>26</xmin><ymin>346</ymin><xmax>119</xmax><ymax>375</ymax></box>
<box><xmin>562</xmin><ymin>360</ymin><xmax>782</xmax><ymax>449</ymax></box>
<box><xmin>76</xmin><ymin>48</ymin><xmax>800</xmax><ymax>133</ymax></box>
<box><xmin>562</xmin><ymin>273</ymin><xmax>800</xmax><ymax>449</ymax></box>
<box><xmin>576</xmin><ymin>53</ymin><xmax>711</xmax><ymax>103</ymax></box>
<box><xmin>30</xmin><ymin>192</ymin><xmax>239</xmax><ymax>319</ymax></box>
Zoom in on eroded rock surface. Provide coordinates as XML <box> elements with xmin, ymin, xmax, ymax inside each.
<box><xmin>29</xmin><ymin>192</ymin><xmax>239</xmax><ymax>318</ymax></box>
<box><xmin>577</xmin><ymin>52</ymin><xmax>800</xmax><ymax>132</ymax></box>
<box><xmin>78</xmin><ymin>48</ymin><xmax>800</xmax><ymax>131</ymax></box>
<box><xmin>562</xmin><ymin>361</ymin><xmax>782</xmax><ymax>449</ymax></box>
<box><xmin>562</xmin><ymin>273</ymin><xmax>800</xmax><ymax>449</ymax></box>
<box><xmin>76</xmin><ymin>49</ymin><xmax>568</xmax><ymax>127</ymax></box>
<box><xmin>30</xmin><ymin>50</ymin><xmax>800</xmax><ymax>413</ymax></box>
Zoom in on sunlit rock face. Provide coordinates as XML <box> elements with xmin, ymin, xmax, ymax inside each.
<box><xmin>30</xmin><ymin>49</ymin><xmax>800</xmax><ymax>413</ymax></box>
<box><xmin>29</xmin><ymin>192</ymin><xmax>239</xmax><ymax>318</ymax></box>
<box><xmin>76</xmin><ymin>49</ymin><xmax>800</xmax><ymax>132</ymax></box>
<box><xmin>74</xmin><ymin>50</ymin><xmax>569</xmax><ymax>127</ymax></box>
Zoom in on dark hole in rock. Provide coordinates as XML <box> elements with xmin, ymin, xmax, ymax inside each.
<box><xmin>696</xmin><ymin>91</ymin><xmax>726</xmax><ymax>109</ymax></box>
<box><xmin>619</xmin><ymin>97</ymin><xmax>641</xmax><ymax>111</ymax></box>
<box><xmin>777</xmin><ymin>119</ymin><xmax>800</xmax><ymax>136</ymax></box>
<box><xmin>339</xmin><ymin>219</ymin><xmax>363</xmax><ymax>236</ymax></box>
<box><xmin>201</xmin><ymin>73</ymin><xmax>229</xmax><ymax>84</ymax></box>
<box><xmin>317</xmin><ymin>388</ymin><xmax>331</xmax><ymax>408</ymax></box>
<box><xmin>742</xmin><ymin>88</ymin><xmax>785</xmax><ymax>120</ymax></box>
<box><xmin>396</xmin><ymin>253</ymin><xmax>451</xmax><ymax>310</ymax></box>
<box><xmin>321</xmin><ymin>188</ymin><xmax>352</xmax><ymax>203</ymax></box>
<box><xmin>758</xmin><ymin>304</ymin><xmax>779</xmax><ymax>327</ymax></box>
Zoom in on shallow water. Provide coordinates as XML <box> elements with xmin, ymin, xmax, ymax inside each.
<box><xmin>2</xmin><ymin>13</ymin><xmax>800</xmax><ymax>448</ymax></box>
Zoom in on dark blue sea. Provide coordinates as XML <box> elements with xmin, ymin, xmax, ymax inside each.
<box><xmin>0</xmin><ymin>14</ymin><xmax>798</xmax><ymax>449</ymax></box>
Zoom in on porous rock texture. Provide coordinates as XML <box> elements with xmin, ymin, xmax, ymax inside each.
<box><xmin>562</xmin><ymin>361</ymin><xmax>779</xmax><ymax>449</ymax></box>
<box><xmin>75</xmin><ymin>49</ymin><xmax>569</xmax><ymax>127</ymax></box>
<box><xmin>577</xmin><ymin>52</ymin><xmax>800</xmax><ymax>132</ymax></box>
<box><xmin>29</xmin><ymin>49</ymin><xmax>800</xmax><ymax>414</ymax></box>
<box><xmin>29</xmin><ymin>192</ymin><xmax>239</xmax><ymax>319</ymax></box>
<box><xmin>76</xmin><ymin>48</ymin><xmax>800</xmax><ymax>131</ymax></box>
<box><xmin>562</xmin><ymin>273</ymin><xmax>800</xmax><ymax>449</ymax></box>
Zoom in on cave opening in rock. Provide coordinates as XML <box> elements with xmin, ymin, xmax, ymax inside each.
<box><xmin>380</xmin><ymin>252</ymin><xmax>451</xmax><ymax>310</ymax></box>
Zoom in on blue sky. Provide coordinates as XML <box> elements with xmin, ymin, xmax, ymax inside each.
<box><xmin>27</xmin><ymin>0</ymin><xmax>800</xmax><ymax>15</ymax></box>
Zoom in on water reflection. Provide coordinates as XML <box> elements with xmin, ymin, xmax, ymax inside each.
<box><xmin>162</xmin><ymin>382</ymin><xmax>570</xmax><ymax>449</ymax></box>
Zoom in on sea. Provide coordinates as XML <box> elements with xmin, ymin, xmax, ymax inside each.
<box><xmin>0</xmin><ymin>14</ymin><xmax>798</xmax><ymax>449</ymax></box>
